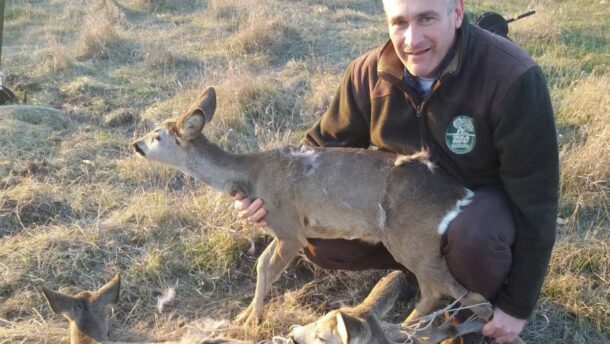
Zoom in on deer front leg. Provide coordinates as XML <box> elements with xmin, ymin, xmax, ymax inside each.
<box><xmin>236</xmin><ymin>237</ymin><xmax>299</xmax><ymax>326</ymax></box>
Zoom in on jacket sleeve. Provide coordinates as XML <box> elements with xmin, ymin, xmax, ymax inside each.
<box><xmin>492</xmin><ymin>66</ymin><xmax>559</xmax><ymax>319</ymax></box>
<box><xmin>303</xmin><ymin>61</ymin><xmax>371</xmax><ymax>148</ymax></box>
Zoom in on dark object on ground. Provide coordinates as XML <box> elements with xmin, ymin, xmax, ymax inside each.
<box><xmin>0</xmin><ymin>0</ymin><xmax>18</xmax><ymax>105</ymax></box>
<box><xmin>476</xmin><ymin>10</ymin><xmax>536</xmax><ymax>38</ymax></box>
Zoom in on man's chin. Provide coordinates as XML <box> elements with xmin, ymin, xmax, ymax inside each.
<box><xmin>405</xmin><ymin>65</ymin><xmax>435</xmax><ymax>78</ymax></box>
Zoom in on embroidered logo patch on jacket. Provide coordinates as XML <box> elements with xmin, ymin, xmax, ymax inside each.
<box><xmin>445</xmin><ymin>115</ymin><xmax>476</xmax><ymax>154</ymax></box>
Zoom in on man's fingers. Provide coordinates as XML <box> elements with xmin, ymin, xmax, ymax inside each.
<box><xmin>247</xmin><ymin>207</ymin><xmax>268</xmax><ymax>223</ymax></box>
<box><xmin>234</xmin><ymin>194</ymin><xmax>251</xmax><ymax>211</ymax></box>
<box><xmin>482</xmin><ymin>308</ymin><xmax>525</xmax><ymax>343</ymax></box>
<box><xmin>481</xmin><ymin>322</ymin><xmax>497</xmax><ymax>337</ymax></box>
<box><xmin>482</xmin><ymin>321</ymin><xmax>518</xmax><ymax>344</ymax></box>
<box><xmin>495</xmin><ymin>334</ymin><xmax>518</xmax><ymax>344</ymax></box>
<box><xmin>237</xmin><ymin>198</ymin><xmax>266</xmax><ymax>220</ymax></box>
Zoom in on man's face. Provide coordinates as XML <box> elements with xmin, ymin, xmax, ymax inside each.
<box><xmin>383</xmin><ymin>0</ymin><xmax>464</xmax><ymax>78</ymax></box>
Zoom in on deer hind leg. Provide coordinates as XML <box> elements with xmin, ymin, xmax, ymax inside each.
<box><xmin>236</xmin><ymin>237</ymin><xmax>299</xmax><ymax>326</ymax></box>
<box><xmin>405</xmin><ymin>257</ymin><xmax>492</xmax><ymax>323</ymax></box>
<box><xmin>404</xmin><ymin>278</ymin><xmax>443</xmax><ymax>323</ymax></box>
<box><xmin>433</xmin><ymin>262</ymin><xmax>493</xmax><ymax>321</ymax></box>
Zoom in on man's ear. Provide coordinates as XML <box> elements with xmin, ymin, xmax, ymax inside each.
<box><xmin>42</xmin><ymin>287</ymin><xmax>80</xmax><ymax>320</ymax></box>
<box><xmin>454</xmin><ymin>0</ymin><xmax>465</xmax><ymax>28</ymax></box>
<box><xmin>336</xmin><ymin>312</ymin><xmax>368</xmax><ymax>344</ymax></box>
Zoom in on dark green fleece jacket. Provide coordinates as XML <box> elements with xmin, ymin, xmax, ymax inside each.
<box><xmin>304</xmin><ymin>20</ymin><xmax>559</xmax><ymax>319</ymax></box>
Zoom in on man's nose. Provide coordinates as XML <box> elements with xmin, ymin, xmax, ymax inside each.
<box><xmin>403</xmin><ymin>25</ymin><xmax>422</xmax><ymax>49</ymax></box>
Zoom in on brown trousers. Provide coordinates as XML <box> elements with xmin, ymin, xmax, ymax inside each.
<box><xmin>303</xmin><ymin>187</ymin><xmax>515</xmax><ymax>301</ymax></box>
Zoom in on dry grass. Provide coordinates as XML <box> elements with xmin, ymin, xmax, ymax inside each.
<box><xmin>228</xmin><ymin>16</ymin><xmax>306</xmax><ymax>65</ymax></box>
<box><xmin>558</xmin><ymin>74</ymin><xmax>609</xmax><ymax>231</ymax></box>
<box><xmin>544</xmin><ymin>240</ymin><xmax>610</xmax><ymax>331</ymax></box>
<box><xmin>76</xmin><ymin>14</ymin><xmax>125</xmax><ymax>60</ymax></box>
<box><xmin>0</xmin><ymin>0</ymin><xmax>608</xmax><ymax>343</ymax></box>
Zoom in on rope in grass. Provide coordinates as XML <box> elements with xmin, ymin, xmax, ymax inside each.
<box><xmin>383</xmin><ymin>293</ymin><xmax>491</xmax><ymax>343</ymax></box>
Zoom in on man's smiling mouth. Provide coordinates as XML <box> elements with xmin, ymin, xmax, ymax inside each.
<box><xmin>405</xmin><ymin>47</ymin><xmax>431</xmax><ymax>55</ymax></box>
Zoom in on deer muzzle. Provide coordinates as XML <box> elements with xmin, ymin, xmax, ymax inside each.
<box><xmin>132</xmin><ymin>142</ymin><xmax>145</xmax><ymax>156</ymax></box>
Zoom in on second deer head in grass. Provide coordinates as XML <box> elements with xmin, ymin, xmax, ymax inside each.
<box><xmin>42</xmin><ymin>275</ymin><xmax>120</xmax><ymax>344</ymax></box>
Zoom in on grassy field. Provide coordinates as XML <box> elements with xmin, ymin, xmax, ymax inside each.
<box><xmin>0</xmin><ymin>0</ymin><xmax>608</xmax><ymax>342</ymax></box>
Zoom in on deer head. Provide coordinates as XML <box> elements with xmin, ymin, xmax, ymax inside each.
<box><xmin>132</xmin><ymin>87</ymin><xmax>217</xmax><ymax>168</ymax></box>
<box><xmin>42</xmin><ymin>274</ymin><xmax>121</xmax><ymax>344</ymax></box>
<box><xmin>289</xmin><ymin>309</ymin><xmax>372</xmax><ymax>344</ymax></box>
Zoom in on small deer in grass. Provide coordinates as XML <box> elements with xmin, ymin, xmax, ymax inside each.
<box><xmin>42</xmin><ymin>275</ymin><xmax>123</xmax><ymax>344</ymax></box>
<box><xmin>42</xmin><ymin>275</ymin><xmax>249</xmax><ymax>344</ymax></box>
<box><xmin>132</xmin><ymin>87</ymin><xmax>492</xmax><ymax>328</ymax></box>
<box><xmin>289</xmin><ymin>271</ymin><xmax>525</xmax><ymax>344</ymax></box>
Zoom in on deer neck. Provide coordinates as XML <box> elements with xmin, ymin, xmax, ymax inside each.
<box><xmin>181</xmin><ymin>136</ymin><xmax>255</xmax><ymax>195</ymax></box>
<box><xmin>69</xmin><ymin>323</ymin><xmax>105</xmax><ymax>344</ymax></box>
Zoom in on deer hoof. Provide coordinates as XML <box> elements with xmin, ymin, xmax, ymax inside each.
<box><xmin>243</xmin><ymin>313</ymin><xmax>261</xmax><ymax>328</ymax></box>
<box><xmin>235</xmin><ymin>305</ymin><xmax>252</xmax><ymax>323</ymax></box>
<box><xmin>235</xmin><ymin>305</ymin><xmax>262</xmax><ymax>327</ymax></box>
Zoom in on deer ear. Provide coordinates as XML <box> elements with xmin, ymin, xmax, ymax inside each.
<box><xmin>336</xmin><ymin>312</ymin><xmax>367</xmax><ymax>344</ymax></box>
<box><xmin>179</xmin><ymin>112</ymin><xmax>206</xmax><ymax>139</ymax></box>
<box><xmin>196</xmin><ymin>87</ymin><xmax>216</xmax><ymax>123</ymax></box>
<box><xmin>42</xmin><ymin>287</ymin><xmax>80</xmax><ymax>320</ymax></box>
<box><xmin>178</xmin><ymin>87</ymin><xmax>216</xmax><ymax>139</ymax></box>
<box><xmin>93</xmin><ymin>274</ymin><xmax>120</xmax><ymax>307</ymax></box>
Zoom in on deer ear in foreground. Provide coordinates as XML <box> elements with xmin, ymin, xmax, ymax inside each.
<box><xmin>42</xmin><ymin>274</ymin><xmax>120</xmax><ymax>344</ymax></box>
<box><xmin>290</xmin><ymin>271</ymin><xmax>404</xmax><ymax>344</ymax></box>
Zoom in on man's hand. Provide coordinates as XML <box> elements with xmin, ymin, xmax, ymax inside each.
<box><xmin>482</xmin><ymin>307</ymin><xmax>526</xmax><ymax>343</ymax></box>
<box><xmin>233</xmin><ymin>193</ymin><xmax>268</xmax><ymax>227</ymax></box>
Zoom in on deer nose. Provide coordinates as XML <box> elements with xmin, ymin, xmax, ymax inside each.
<box><xmin>132</xmin><ymin>142</ymin><xmax>145</xmax><ymax>156</ymax></box>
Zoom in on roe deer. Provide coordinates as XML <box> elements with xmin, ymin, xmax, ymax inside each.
<box><xmin>289</xmin><ymin>271</ymin><xmax>525</xmax><ymax>344</ymax></box>
<box><xmin>132</xmin><ymin>87</ymin><xmax>493</xmax><ymax>327</ymax></box>
<box><xmin>42</xmin><ymin>274</ymin><xmax>250</xmax><ymax>344</ymax></box>
<box><xmin>42</xmin><ymin>274</ymin><xmax>122</xmax><ymax>344</ymax></box>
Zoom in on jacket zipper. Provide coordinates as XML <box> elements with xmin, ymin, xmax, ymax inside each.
<box><xmin>411</xmin><ymin>77</ymin><xmax>467</xmax><ymax>185</ymax></box>
<box><xmin>413</xmin><ymin>79</ymin><xmax>444</xmax><ymax>149</ymax></box>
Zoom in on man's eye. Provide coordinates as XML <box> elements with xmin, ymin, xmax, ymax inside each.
<box><xmin>421</xmin><ymin>16</ymin><xmax>434</xmax><ymax>24</ymax></box>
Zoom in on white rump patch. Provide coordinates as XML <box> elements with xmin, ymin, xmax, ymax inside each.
<box><xmin>437</xmin><ymin>188</ymin><xmax>475</xmax><ymax>235</ymax></box>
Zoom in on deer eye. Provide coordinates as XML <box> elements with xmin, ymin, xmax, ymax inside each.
<box><xmin>154</xmin><ymin>135</ymin><xmax>161</xmax><ymax>141</ymax></box>
<box><xmin>314</xmin><ymin>334</ymin><xmax>326</xmax><ymax>343</ymax></box>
